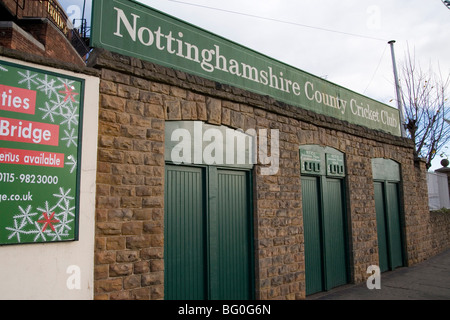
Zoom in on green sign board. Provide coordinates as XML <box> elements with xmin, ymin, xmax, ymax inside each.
<box><xmin>326</xmin><ymin>154</ymin><xmax>345</xmax><ymax>177</ymax></box>
<box><xmin>91</xmin><ymin>0</ymin><xmax>401</xmax><ymax>136</ymax></box>
<box><xmin>300</xmin><ymin>149</ymin><xmax>322</xmax><ymax>175</ymax></box>
<box><xmin>0</xmin><ymin>60</ymin><xmax>84</xmax><ymax>245</ymax></box>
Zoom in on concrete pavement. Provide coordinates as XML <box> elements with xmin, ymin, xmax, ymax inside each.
<box><xmin>309</xmin><ymin>249</ymin><xmax>450</xmax><ymax>300</ymax></box>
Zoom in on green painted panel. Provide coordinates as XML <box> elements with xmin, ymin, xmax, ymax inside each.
<box><xmin>323</xmin><ymin>178</ymin><xmax>348</xmax><ymax>290</ymax></box>
<box><xmin>164</xmin><ymin>165</ymin><xmax>253</xmax><ymax>300</ymax></box>
<box><xmin>374</xmin><ymin>180</ymin><xmax>404</xmax><ymax>272</ymax></box>
<box><xmin>372</xmin><ymin>158</ymin><xmax>400</xmax><ymax>182</ymax></box>
<box><xmin>326</xmin><ymin>154</ymin><xmax>345</xmax><ymax>177</ymax></box>
<box><xmin>374</xmin><ymin>182</ymin><xmax>389</xmax><ymax>273</ymax></box>
<box><xmin>301</xmin><ymin>176</ymin><xmax>324</xmax><ymax>295</ymax></box>
<box><xmin>215</xmin><ymin>170</ymin><xmax>252</xmax><ymax>300</ymax></box>
<box><xmin>387</xmin><ymin>183</ymin><xmax>403</xmax><ymax>270</ymax></box>
<box><xmin>300</xmin><ymin>149</ymin><xmax>322</xmax><ymax>176</ymax></box>
<box><xmin>165</xmin><ymin>121</ymin><xmax>255</xmax><ymax>169</ymax></box>
<box><xmin>164</xmin><ymin>165</ymin><xmax>206</xmax><ymax>300</ymax></box>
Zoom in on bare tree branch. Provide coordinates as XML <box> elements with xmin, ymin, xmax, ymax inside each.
<box><xmin>400</xmin><ymin>47</ymin><xmax>450</xmax><ymax>169</ymax></box>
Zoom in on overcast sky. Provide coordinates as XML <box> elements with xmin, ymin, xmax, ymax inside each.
<box><xmin>60</xmin><ymin>0</ymin><xmax>450</xmax><ymax>169</ymax></box>
<box><xmin>132</xmin><ymin>0</ymin><xmax>450</xmax><ymax>105</ymax></box>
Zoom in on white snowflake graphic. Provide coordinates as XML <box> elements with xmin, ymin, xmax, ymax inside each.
<box><xmin>13</xmin><ymin>205</ymin><xmax>38</xmax><ymax>229</ymax></box>
<box><xmin>59</xmin><ymin>96</ymin><xmax>79</xmax><ymax>115</ymax></box>
<box><xmin>60</xmin><ymin>105</ymin><xmax>79</xmax><ymax>130</ymax></box>
<box><xmin>50</xmin><ymin>98</ymin><xmax>70</xmax><ymax>115</ymax></box>
<box><xmin>5</xmin><ymin>219</ymin><xmax>27</xmax><ymax>242</ymax></box>
<box><xmin>52</xmin><ymin>188</ymin><xmax>75</xmax><ymax>240</ymax></box>
<box><xmin>52</xmin><ymin>212</ymin><xmax>74</xmax><ymax>241</ymax></box>
<box><xmin>30</xmin><ymin>222</ymin><xmax>49</xmax><ymax>242</ymax></box>
<box><xmin>47</xmin><ymin>231</ymin><xmax>62</xmax><ymax>242</ymax></box>
<box><xmin>61</xmin><ymin>128</ymin><xmax>78</xmax><ymax>147</ymax></box>
<box><xmin>57</xmin><ymin>77</ymin><xmax>76</xmax><ymax>89</ymax></box>
<box><xmin>53</xmin><ymin>187</ymin><xmax>75</xmax><ymax>209</ymax></box>
<box><xmin>37</xmin><ymin>201</ymin><xmax>56</xmax><ymax>217</ymax></box>
<box><xmin>17</xmin><ymin>70</ymin><xmax>39</xmax><ymax>89</ymax></box>
<box><xmin>4</xmin><ymin>190</ymin><xmax>76</xmax><ymax>244</ymax></box>
<box><xmin>58</xmin><ymin>216</ymin><xmax>74</xmax><ymax>233</ymax></box>
<box><xmin>37</xmin><ymin>75</ymin><xmax>61</xmax><ymax>100</ymax></box>
<box><xmin>39</xmin><ymin>101</ymin><xmax>61</xmax><ymax>123</ymax></box>
<box><xmin>57</xmin><ymin>202</ymin><xmax>76</xmax><ymax>224</ymax></box>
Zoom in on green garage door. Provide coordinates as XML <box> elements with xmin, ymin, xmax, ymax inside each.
<box><xmin>164</xmin><ymin>165</ymin><xmax>206</xmax><ymax>300</ymax></box>
<box><xmin>300</xmin><ymin>146</ymin><xmax>349</xmax><ymax>296</ymax></box>
<box><xmin>374</xmin><ymin>181</ymin><xmax>404</xmax><ymax>272</ymax></box>
<box><xmin>374</xmin><ymin>182</ymin><xmax>389</xmax><ymax>273</ymax></box>
<box><xmin>215</xmin><ymin>170</ymin><xmax>253</xmax><ymax>300</ymax></box>
<box><xmin>386</xmin><ymin>183</ymin><xmax>403</xmax><ymax>270</ymax></box>
<box><xmin>302</xmin><ymin>176</ymin><xmax>323</xmax><ymax>295</ymax></box>
<box><xmin>164</xmin><ymin>165</ymin><xmax>254</xmax><ymax>300</ymax></box>
<box><xmin>323</xmin><ymin>178</ymin><xmax>348</xmax><ymax>290</ymax></box>
<box><xmin>372</xmin><ymin>159</ymin><xmax>404</xmax><ymax>272</ymax></box>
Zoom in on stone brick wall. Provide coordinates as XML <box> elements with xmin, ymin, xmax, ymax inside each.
<box><xmin>92</xmin><ymin>58</ymin><xmax>166</xmax><ymax>300</ymax></box>
<box><xmin>86</xmin><ymin>48</ymin><xmax>442</xmax><ymax>300</ymax></box>
<box><xmin>429</xmin><ymin>210</ymin><xmax>450</xmax><ymax>257</ymax></box>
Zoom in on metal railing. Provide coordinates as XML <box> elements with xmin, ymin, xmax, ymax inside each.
<box><xmin>11</xmin><ymin>0</ymin><xmax>90</xmax><ymax>57</ymax></box>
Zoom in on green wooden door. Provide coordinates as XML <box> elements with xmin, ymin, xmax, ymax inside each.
<box><xmin>302</xmin><ymin>176</ymin><xmax>324</xmax><ymax>296</ymax></box>
<box><xmin>214</xmin><ymin>170</ymin><xmax>252</xmax><ymax>300</ymax></box>
<box><xmin>164</xmin><ymin>165</ymin><xmax>206</xmax><ymax>300</ymax></box>
<box><xmin>372</xmin><ymin>159</ymin><xmax>404</xmax><ymax>272</ymax></box>
<box><xmin>300</xmin><ymin>146</ymin><xmax>349</xmax><ymax>296</ymax></box>
<box><xmin>323</xmin><ymin>178</ymin><xmax>348</xmax><ymax>290</ymax></box>
<box><xmin>301</xmin><ymin>177</ymin><xmax>348</xmax><ymax>295</ymax></box>
<box><xmin>374</xmin><ymin>180</ymin><xmax>404</xmax><ymax>272</ymax></box>
<box><xmin>374</xmin><ymin>182</ymin><xmax>389</xmax><ymax>272</ymax></box>
<box><xmin>165</xmin><ymin>165</ymin><xmax>253</xmax><ymax>300</ymax></box>
<box><xmin>387</xmin><ymin>183</ymin><xmax>403</xmax><ymax>270</ymax></box>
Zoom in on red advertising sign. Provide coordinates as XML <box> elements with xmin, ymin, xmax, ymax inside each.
<box><xmin>0</xmin><ymin>148</ymin><xmax>64</xmax><ymax>168</ymax></box>
<box><xmin>0</xmin><ymin>117</ymin><xmax>59</xmax><ymax>146</ymax></box>
<box><xmin>0</xmin><ymin>85</ymin><xmax>36</xmax><ymax>115</ymax></box>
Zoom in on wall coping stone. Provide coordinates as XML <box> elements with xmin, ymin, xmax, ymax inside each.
<box><xmin>0</xmin><ymin>46</ymin><xmax>100</xmax><ymax>77</ymax></box>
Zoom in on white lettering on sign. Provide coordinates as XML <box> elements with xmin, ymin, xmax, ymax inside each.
<box><xmin>113</xmin><ymin>7</ymin><xmax>303</xmax><ymax>96</ymax></box>
<box><xmin>305</xmin><ymin>81</ymin><xmax>348</xmax><ymax>115</ymax></box>
<box><xmin>101</xmin><ymin>4</ymin><xmax>401</xmax><ymax>135</ymax></box>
